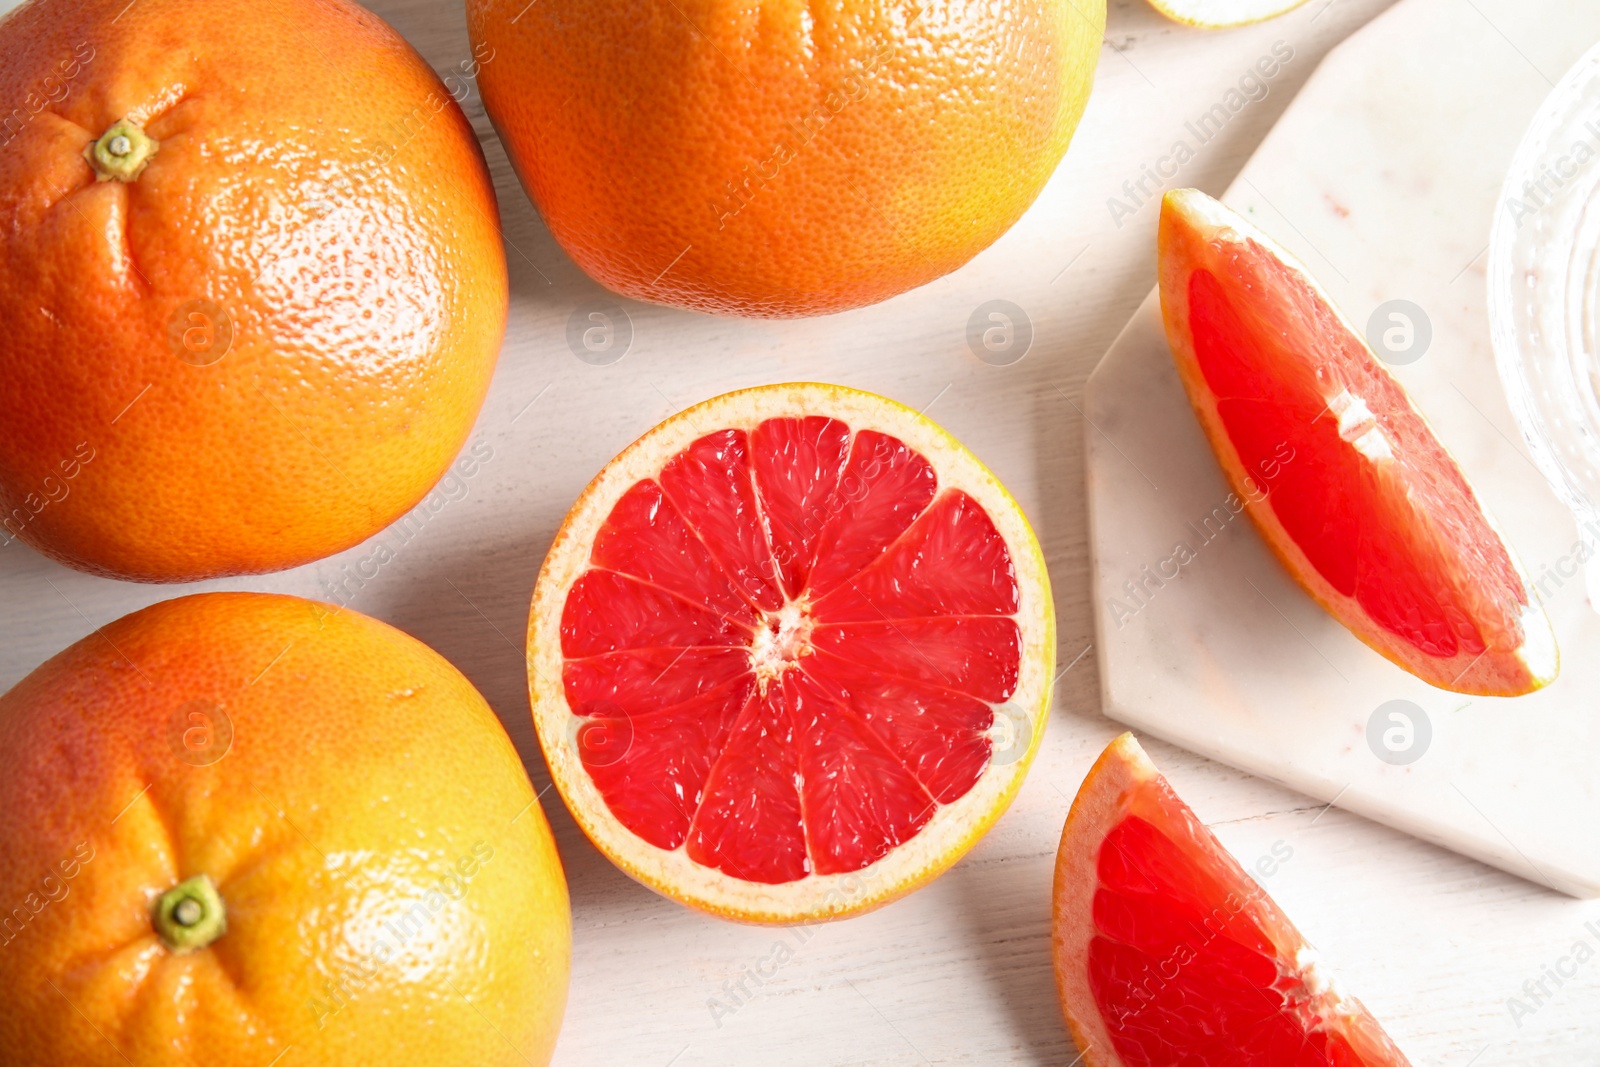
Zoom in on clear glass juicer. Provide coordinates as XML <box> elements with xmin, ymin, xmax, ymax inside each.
<box><xmin>1490</xmin><ymin>39</ymin><xmax>1600</xmax><ymax>613</ymax></box>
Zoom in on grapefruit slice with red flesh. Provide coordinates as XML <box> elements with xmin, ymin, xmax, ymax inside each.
<box><xmin>1158</xmin><ymin>188</ymin><xmax>1556</xmax><ymax>696</ymax></box>
<box><xmin>527</xmin><ymin>383</ymin><xmax>1054</xmax><ymax>923</ymax></box>
<box><xmin>1054</xmin><ymin>733</ymin><xmax>1413</xmax><ymax>1067</ymax></box>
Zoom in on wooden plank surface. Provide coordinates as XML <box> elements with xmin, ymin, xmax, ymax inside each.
<box><xmin>3</xmin><ymin>0</ymin><xmax>1597</xmax><ymax>1063</ymax></box>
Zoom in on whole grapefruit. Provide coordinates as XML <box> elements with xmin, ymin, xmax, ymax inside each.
<box><xmin>0</xmin><ymin>0</ymin><xmax>508</xmax><ymax>582</ymax></box>
<box><xmin>467</xmin><ymin>0</ymin><xmax>1104</xmax><ymax>316</ymax></box>
<box><xmin>0</xmin><ymin>593</ymin><xmax>570</xmax><ymax>1067</ymax></box>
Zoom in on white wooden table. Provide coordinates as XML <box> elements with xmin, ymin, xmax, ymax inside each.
<box><xmin>3</xmin><ymin>0</ymin><xmax>1597</xmax><ymax>1063</ymax></box>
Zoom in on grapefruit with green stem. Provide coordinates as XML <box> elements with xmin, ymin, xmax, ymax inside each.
<box><xmin>0</xmin><ymin>593</ymin><xmax>569</xmax><ymax>1066</ymax></box>
<box><xmin>0</xmin><ymin>0</ymin><xmax>507</xmax><ymax>582</ymax></box>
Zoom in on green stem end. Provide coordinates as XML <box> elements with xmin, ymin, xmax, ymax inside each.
<box><xmin>84</xmin><ymin>118</ymin><xmax>158</xmax><ymax>183</ymax></box>
<box><xmin>153</xmin><ymin>874</ymin><xmax>226</xmax><ymax>954</ymax></box>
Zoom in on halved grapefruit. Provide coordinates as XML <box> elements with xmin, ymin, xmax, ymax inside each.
<box><xmin>528</xmin><ymin>383</ymin><xmax>1054</xmax><ymax>923</ymax></box>
<box><xmin>1145</xmin><ymin>0</ymin><xmax>1309</xmax><ymax>28</ymax></box>
<box><xmin>1158</xmin><ymin>188</ymin><xmax>1556</xmax><ymax>696</ymax></box>
<box><xmin>1054</xmin><ymin>733</ymin><xmax>1413</xmax><ymax>1066</ymax></box>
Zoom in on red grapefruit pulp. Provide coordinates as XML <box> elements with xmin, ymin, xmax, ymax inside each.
<box><xmin>1158</xmin><ymin>188</ymin><xmax>1555</xmax><ymax>696</ymax></box>
<box><xmin>1054</xmin><ymin>734</ymin><xmax>1412</xmax><ymax>1067</ymax></box>
<box><xmin>529</xmin><ymin>384</ymin><xmax>1054</xmax><ymax>922</ymax></box>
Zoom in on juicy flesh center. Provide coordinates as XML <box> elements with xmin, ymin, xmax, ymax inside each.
<box><xmin>749</xmin><ymin>599</ymin><xmax>814</xmax><ymax>691</ymax></box>
<box><xmin>556</xmin><ymin>417</ymin><xmax>1026</xmax><ymax>886</ymax></box>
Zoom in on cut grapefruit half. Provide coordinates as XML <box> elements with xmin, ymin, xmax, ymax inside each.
<box><xmin>528</xmin><ymin>383</ymin><xmax>1054</xmax><ymax>923</ymax></box>
<box><xmin>1053</xmin><ymin>733</ymin><xmax>1413</xmax><ymax>1067</ymax></box>
<box><xmin>1158</xmin><ymin>188</ymin><xmax>1556</xmax><ymax>696</ymax></box>
<box><xmin>1145</xmin><ymin>0</ymin><xmax>1309</xmax><ymax>29</ymax></box>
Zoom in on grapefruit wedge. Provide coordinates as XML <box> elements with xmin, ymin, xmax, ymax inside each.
<box><xmin>1054</xmin><ymin>733</ymin><xmax>1413</xmax><ymax>1067</ymax></box>
<box><xmin>1145</xmin><ymin>0</ymin><xmax>1309</xmax><ymax>28</ymax></box>
<box><xmin>1158</xmin><ymin>188</ymin><xmax>1556</xmax><ymax>696</ymax></box>
<box><xmin>528</xmin><ymin>383</ymin><xmax>1054</xmax><ymax>923</ymax></box>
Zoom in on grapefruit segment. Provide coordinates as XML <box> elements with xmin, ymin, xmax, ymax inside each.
<box><xmin>576</xmin><ymin>676</ymin><xmax>754</xmax><ymax>851</ymax></box>
<box><xmin>796</xmin><ymin>652</ymin><xmax>995</xmax><ymax>804</ymax></box>
<box><xmin>748</xmin><ymin>415</ymin><xmax>853</xmax><ymax>597</ymax></box>
<box><xmin>660</xmin><ymin>429</ymin><xmax>787</xmax><ymax>611</ymax></box>
<box><xmin>589</xmin><ymin>480</ymin><xmax>755</xmax><ymax>621</ymax></box>
<box><xmin>1054</xmin><ymin>733</ymin><xmax>1413</xmax><ymax>1067</ymax></box>
<box><xmin>784</xmin><ymin>671</ymin><xmax>940</xmax><ymax>875</ymax></box>
<box><xmin>562</xmin><ymin>647</ymin><xmax>751</xmax><ymax>717</ymax></box>
<box><xmin>811</xmin><ymin>490</ymin><xmax>1022</xmax><ymax>620</ymax></box>
<box><xmin>529</xmin><ymin>383</ymin><xmax>1054</xmax><ymax>922</ymax></box>
<box><xmin>687</xmin><ymin>684</ymin><xmax>810</xmax><ymax>885</ymax></box>
<box><xmin>1158</xmin><ymin>188</ymin><xmax>1556</xmax><ymax>696</ymax></box>
<box><xmin>804</xmin><ymin>430</ymin><xmax>938</xmax><ymax>597</ymax></box>
<box><xmin>560</xmin><ymin>570</ymin><xmax>751</xmax><ymax>655</ymax></box>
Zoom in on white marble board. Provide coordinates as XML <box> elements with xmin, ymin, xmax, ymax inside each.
<box><xmin>1087</xmin><ymin>0</ymin><xmax>1600</xmax><ymax>898</ymax></box>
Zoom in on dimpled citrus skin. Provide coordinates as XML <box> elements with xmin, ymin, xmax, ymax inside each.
<box><xmin>0</xmin><ymin>0</ymin><xmax>508</xmax><ymax>581</ymax></box>
<box><xmin>466</xmin><ymin>0</ymin><xmax>1104</xmax><ymax>317</ymax></box>
<box><xmin>0</xmin><ymin>593</ymin><xmax>570</xmax><ymax>1067</ymax></box>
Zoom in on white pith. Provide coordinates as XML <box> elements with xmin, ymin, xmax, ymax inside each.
<box><xmin>1293</xmin><ymin>945</ymin><xmax>1341</xmax><ymax>1003</ymax></box>
<box><xmin>749</xmin><ymin>598</ymin><xmax>814</xmax><ymax>693</ymax></box>
<box><xmin>528</xmin><ymin>383</ymin><xmax>1056</xmax><ymax>923</ymax></box>
<box><xmin>1329</xmin><ymin>389</ymin><xmax>1394</xmax><ymax>462</ymax></box>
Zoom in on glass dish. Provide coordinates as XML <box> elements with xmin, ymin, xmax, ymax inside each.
<box><xmin>1489</xmin><ymin>39</ymin><xmax>1600</xmax><ymax>613</ymax></box>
